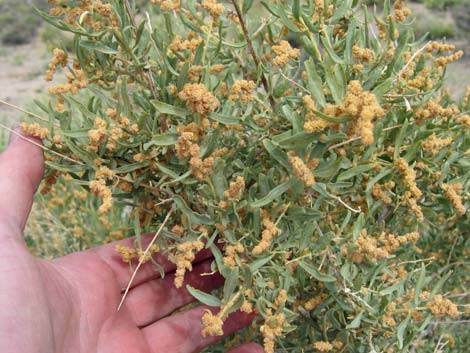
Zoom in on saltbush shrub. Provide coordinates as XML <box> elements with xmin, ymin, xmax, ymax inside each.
<box><xmin>20</xmin><ymin>0</ymin><xmax>470</xmax><ymax>352</ymax></box>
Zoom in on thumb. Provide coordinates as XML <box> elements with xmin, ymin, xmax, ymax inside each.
<box><xmin>0</xmin><ymin>128</ymin><xmax>44</xmax><ymax>234</ymax></box>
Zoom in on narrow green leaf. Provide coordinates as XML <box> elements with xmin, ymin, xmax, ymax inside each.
<box><xmin>250</xmin><ymin>179</ymin><xmax>295</xmax><ymax>209</ymax></box>
<box><xmin>174</xmin><ymin>195</ymin><xmax>214</xmax><ymax>225</ymax></box>
<box><xmin>186</xmin><ymin>285</ymin><xmax>222</xmax><ymax>307</ymax></box>
<box><xmin>299</xmin><ymin>261</ymin><xmax>336</xmax><ymax>282</ymax></box>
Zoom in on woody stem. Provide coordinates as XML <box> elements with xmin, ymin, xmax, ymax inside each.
<box><xmin>230</xmin><ymin>0</ymin><xmax>275</xmax><ymax>111</ymax></box>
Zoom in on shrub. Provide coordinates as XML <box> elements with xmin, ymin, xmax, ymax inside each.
<box><xmin>0</xmin><ymin>0</ymin><xmax>48</xmax><ymax>45</ymax></box>
<box><xmin>452</xmin><ymin>2</ymin><xmax>470</xmax><ymax>33</ymax></box>
<box><xmin>22</xmin><ymin>0</ymin><xmax>470</xmax><ymax>352</ymax></box>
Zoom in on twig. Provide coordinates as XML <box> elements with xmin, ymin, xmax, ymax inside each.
<box><xmin>329</xmin><ymin>193</ymin><xmax>361</xmax><ymax>213</ymax></box>
<box><xmin>0</xmin><ymin>99</ymin><xmax>51</xmax><ymax>124</ymax></box>
<box><xmin>396</xmin><ymin>41</ymin><xmax>430</xmax><ymax>82</ymax></box>
<box><xmin>117</xmin><ymin>205</ymin><xmax>175</xmax><ymax>311</ymax></box>
<box><xmin>230</xmin><ymin>0</ymin><xmax>275</xmax><ymax>110</ymax></box>
<box><xmin>123</xmin><ymin>0</ymin><xmax>159</xmax><ymax>99</ymax></box>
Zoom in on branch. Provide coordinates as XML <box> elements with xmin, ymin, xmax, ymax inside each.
<box><xmin>230</xmin><ymin>0</ymin><xmax>275</xmax><ymax>110</ymax></box>
<box><xmin>123</xmin><ymin>0</ymin><xmax>159</xmax><ymax>99</ymax></box>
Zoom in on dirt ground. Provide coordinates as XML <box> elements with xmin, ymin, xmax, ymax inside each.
<box><xmin>0</xmin><ymin>39</ymin><xmax>49</xmax><ymax>127</ymax></box>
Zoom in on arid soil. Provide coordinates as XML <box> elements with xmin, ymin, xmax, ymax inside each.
<box><xmin>0</xmin><ymin>39</ymin><xmax>49</xmax><ymax>127</ymax></box>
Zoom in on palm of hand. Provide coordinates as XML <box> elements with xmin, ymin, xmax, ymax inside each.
<box><xmin>0</xmin><ymin>132</ymin><xmax>261</xmax><ymax>353</ymax></box>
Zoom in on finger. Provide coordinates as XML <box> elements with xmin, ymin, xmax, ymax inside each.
<box><xmin>91</xmin><ymin>233</ymin><xmax>215</xmax><ymax>289</ymax></box>
<box><xmin>227</xmin><ymin>343</ymin><xmax>265</xmax><ymax>353</ymax></box>
<box><xmin>142</xmin><ymin>306</ymin><xmax>256</xmax><ymax>353</ymax></box>
<box><xmin>125</xmin><ymin>259</ymin><xmax>223</xmax><ymax>327</ymax></box>
<box><xmin>0</xmin><ymin>129</ymin><xmax>44</xmax><ymax>234</ymax></box>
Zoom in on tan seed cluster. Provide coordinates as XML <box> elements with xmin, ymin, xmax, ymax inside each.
<box><xmin>371</xmin><ymin>183</ymin><xmax>393</xmax><ymax>205</ymax></box>
<box><xmin>427</xmin><ymin>295</ymin><xmax>459</xmax><ymax>318</ymax></box>
<box><xmin>271</xmin><ymin>40</ymin><xmax>301</xmax><ymax>66</ymax></box>
<box><xmin>224</xmin><ymin>176</ymin><xmax>245</xmax><ymax>200</ymax></box>
<box><xmin>313</xmin><ymin>341</ymin><xmax>333</xmax><ymax>352</ymax></box>
<box><xmin>201</xmin><ymin>309</ymin><xmax>224</xmax><ymax>337</ymax></box>
<box><xmin>288</xmin><ymin>153</ymin><xmax>315</xmax><ymax>187</ymax></box>
<box><xmin>442</xmin><ymin>183</ymin><xmax>466</xmax><ymax>216</ymax></box>
<box><xmin>349</xmin><ymin>230</ymin><xmax>389</xmax><ymax>264</ymax></box>
<box><xmin>260</xmin><ymin>313</ymin><xmax>285</xmax><ymax>353</ymax></box>
<box><xmin>434</xmin><ymin>51</ymin><xmax>464</xmax><ymax>68</ymax></box>
<box><xmin>303</xmin><ymin>95</ymin><xmax>332</xmax><ymax>133</ymax></box>
<box><xmin>20</xmin><ymin>122</ymin><xmax>49</xmax><ymax>139</ymax></box>
<box><xmin>201</xmin><ymin>0</ymin><xmax>224</xmax><ymax>19</ymax></box>
<box><xmin>393</xmin><ymin>0</ymin><xmax>411</xmax><ymax>22</ymax></box>
<box><xmin>49</xmin><ymin>65</ymin><xmax>88</xmax><ymax>95</ymax></box>
<box><xmin>223</xmin><ymin>242</ymin><xmax>244</xmax><ymax>268</ymax></box>
<box><xmin>172</xmin><ymin>240</ymin><xmax>204</xmax><ymax>288</ymax></box>
<box><xmin>352</xmin><ymin>45</ymin><xmax>373</xmax><ymax>63</ymax></box>
<box><xmin>340</xmin><ymin>81</ymin><xmax>385</xmax><ymax>145</ymax></box>
<box><xmin>179</xmin><ymin>83</ymin><xmax>220</xmax><ymax>116</ymax></box>
<box><xmin>252</xmin><ymin>212</ymin><xmax>281</xmax><ymax>254</ymax></box>
<box><xmin>421</xmin><ymin>133</ymin><xmax>453</xmax><ymax>155</ymax></box>
<box><xmin>229</xmin><ymin>80</ymin><xmax>257</xmax><ymax>104</ymax></box>
<box><xmin>169</xmin><ymin>34</ymin><xmax>202</xmax><ymax>52</ymax></box>
<box><xmin>89</xmin><ymin>165</ymin><xmax>115</xmax><ymax>215</ymax></box>
<box><xmin>151</xmin><ymin>0</ymin><xmax>180</xmax><ymax>11</ymax></box>
<box><xmin>45</xmin><ymin>48</ymin><xmax>68</xmax><ymax>81</ymax></box>
<box><xmin>394</xmin><ymin>158</ymin><xmax>422</xmax><ymax>198</ymax></box>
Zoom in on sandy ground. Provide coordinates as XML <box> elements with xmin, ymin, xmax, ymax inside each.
<box><xmin>0</xmin><ymin>39</ymin><xmax>49</xmax><ymax>127</ymax></box>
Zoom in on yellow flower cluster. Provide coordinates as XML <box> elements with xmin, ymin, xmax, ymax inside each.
<box><xmin>352</xmin><ymin>45</ymin><xmax>373</xmax><ymax>63</ymax></box>
<box><xmin>339</xmin><ymin>80</ymin><xmax>385</xmax><ymax>145</ymax></box>
<box><xmin>169</xmin><ymin>34</ymin><xmax>202</xmax><ymax>52</ymax></box>
<box><xmin>89</xmin><ymin>165</ymin><xmax>115</xmax><ymax>215</ymax></box>
<box><xmin>201</xmin><ymin>0</ymin><xmax>224</xmax><ymax>19</ymax></box>
<box><xmin>380</xmin><ymin>231</ymin><xmax>420</xmax><ymax>253</ymax></box>
<box><xmin>313</xmin><ymin>341</ymin><xmax>333</xmax><ymax>352</ymax></box>
<box><xmin>414</xmin><ymin>99</ymin><xmax>458</xmax><ymax>122</ymax></box>
<box><xmin>303</xmin><ymin>294</ymin><xmax>325</xmax><ymax>311</ymax></box>
<box><xmin>274</xmin><ymin>289</ymin><xmax>288</xmax><ymax>308</ymax></box>
<box><xmin>252</xmin><ymin>211</ymin><xmax>281</xmax><ymax>254</ymax></box>
<box><xmin>271</xmin><ymin>40</ymin><xmax>301</xmax><ymax>66</ymax></box>
<box><xmin>426</xmin><ymin>41</ymin><xmax>456</xmax><ymax>53</ymax></box>
<box><xmin>172</xmin><ymin>240</ymin><xmax>204</xmax><ymax>288</ymax></box>
<box><xmin>201</xmin><ymin>309</ymin><xmax>225</xmax><ymax>337</ymax></box>
<box><xmin>403</xmin><ymin>191</ymin><xmax>424</xmax><ymax>221</ymax></box>
<box><xmin>229</xmin><ymin>80</ymin><xmax>257</xmax><ymax>104</ymax></box>
<box><xmin>288</xmin><ymin>153</ymin><xmax>315</xmax><ymax>187</ymax></box>
<box><xmin>151</xmin><ymin>0</ymin><xmax>180</xmax><ymax>11</ymax></box>
<box><xmin>434</xmin><ymin>51</ymin><xmax>464</xmax><ymax>68</ymax></box>
<box><xmin>421</xmin><ymin>133</ymin><xmax>453</xmax><ymax>155</ymax></box>
<box><xmin>178</xmin><ymin>83</ymin><xmax>220</xmax><ymax>116</ymax></box>
<box><xmin>457</xmin><ymin>114</ymin><xmax>470</xmax><ymax>128</ymax></box>
<box><xmin>190</xmin><ymin>156</ymin><xmax>214</xmax><ymax>180</ymax></box>
<box><xmin>394</xmin><ymin>158</ymin><xmax>422</xmax><ymax>199</ymax></box>
<box><xmin>223</xmin><ymin>242</ymin><xmax>244</xmax><ymax>268</ymax></box>
<box><xmin>49</xmin><ymin>0</ymin><xmax>118</xmax><ymax>29</ymax></box>
<box><xmin>48</xmin><ymin>65</ymin><xmax>88</xmax><ymax>95</ymax></box>
<box><xmin>224</xmin><ymin>176</ymin><xmax>245</xmax><ymax>200</ymax></box>
<box><xmin>371</xmin><ymin>183</ymin><xmax>393</xmax><ymax>205</ymax></box>
<box><xmin>442</xmin><ymin>183</ymin><xmax>466</xmax><ymax>216</ymax></box>
<box><xmin>349</xmin><ymin>230</ymin><xmax>389</xmax><ymax>264</ymax></box>
<box><xmin>45</xmin><ymin>48</ymin><xmax>68</xmax><ymax>81</ymax></box>
<box><xmin>20</xmin><ymin>122</ymin><xmax>49</xmax><ymax>139</ymax></box>
<box><xmin>260</xmin><ymin>313</ymin><xmax>285</xmax><ymax>353</ymax></box>
<box><xmin>115</xmin><ymin>243</ymin><xmax>159</xmax><ymax>263</ymax></box>
<box><xmin>407</xmin><ymin>66</ymin><xmax>434</xmax><ymax>91</ymax></box>
<box><xmin>88</xmin><ymin>117</ymin><xmax>108</xmax><ymax>152</ymax></box>
<box><xmin>426</xmin><ymin>295</ymin><xmax>459</xmax><ymax>318</ymax></box>
<box><xmin>303</xmin><ymin>95</ymin><xmax>333</xmax><ymax>133</ymax></box>
<box><xmin>393</xmin><ymin>0</ymin><xmax>411</xmax><ymax>23</ymax></box>
<box><xmin>241</xmin><ymin>289</ymin><xmax>254</xmax><ymax>313</ymax></box>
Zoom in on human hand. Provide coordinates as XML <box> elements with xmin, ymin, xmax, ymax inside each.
<box><xmin>0</xmin><ymin>130</ymin><xmax>263</xmax><ymax>353</ymax></box>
